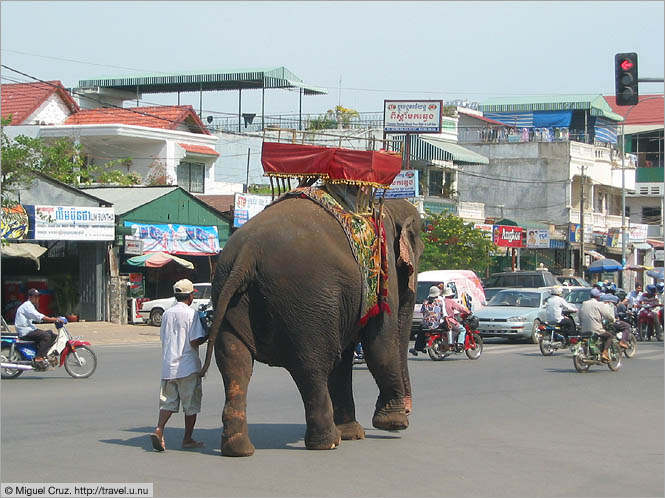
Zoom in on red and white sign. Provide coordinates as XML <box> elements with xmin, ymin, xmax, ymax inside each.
<box><xmin>493</xmin><ymin>225</ymin><xmax>524</xmax><ymax>248</ymax></box>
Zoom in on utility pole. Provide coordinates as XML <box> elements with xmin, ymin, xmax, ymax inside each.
<box><xmin>579</xmin><ymin>165</ymin><xmax>586</xmax><ymax>278</ymax></box>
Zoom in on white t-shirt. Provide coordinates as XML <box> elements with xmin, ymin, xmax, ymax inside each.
<box><xmin>14</xmin><ymin>300</ymin><xmax>45</xmax><ymax>337</ymax></box>
<box><xmin>160</xmin><ymin>302</ymin><xmax>207</xmax><ymax>380</ymax></box>
<box><xmin>544</xmin><ymin>295</ymin><xmax>577</xmax><ymax>323</ymax></box>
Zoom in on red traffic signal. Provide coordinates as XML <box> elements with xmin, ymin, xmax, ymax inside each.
<box><xmin>619</xmin><ymin>59</ymin><xmax>634</xmax><ymax>71</ymax></box>
<box><xmin>615</xmin><ymin>53</ymin><xmax>638</xmax><ymax>106</ymax></box>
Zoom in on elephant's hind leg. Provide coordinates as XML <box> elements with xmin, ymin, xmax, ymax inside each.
<box><xmin>329</xmin><ymin>347</ymin><xmax>365</xmax><ymax>441</ymax></box>
<box><xmin>290</xmin><ymin>368</ymin><xmax>341</xmax><ymax>450</ymax></box>
<box><xmin>215</xmin><ymin>331</ymin><xmax>255</xmax><ymax>457</ymax></box>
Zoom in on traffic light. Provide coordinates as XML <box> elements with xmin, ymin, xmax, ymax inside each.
<box><xmin>615</xmin><ymin>53</ymin><xmax>638</xmax><ymax>106</ymax></box>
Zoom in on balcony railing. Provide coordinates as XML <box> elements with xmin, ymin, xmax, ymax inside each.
<box><xmin>206</xmin><ymin>112</ymin><xmax>385</xmax><ymax>134</ymax></box>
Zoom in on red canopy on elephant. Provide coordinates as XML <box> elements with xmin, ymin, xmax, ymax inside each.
<box><xmin>261</xmin><ymin>141</ymin><xmax>402</xmax><ymax>188</ymax></box>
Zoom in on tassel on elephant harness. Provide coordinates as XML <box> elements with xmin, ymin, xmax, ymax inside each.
<box><xmin>273</xmin><ymin>186</ymin><xmax>390</xmax><ymax>325</ymax></box>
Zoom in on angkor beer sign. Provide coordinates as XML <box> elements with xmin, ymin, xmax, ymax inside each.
<box><xmin>384</xmin><ymin>100</ymin><xmax>443</xmax><ymax>133</ymax></box>
<box><xmin>493</xmin><ymin>225</ymin><xmax>524</xmax><ymax>248</ymax></box>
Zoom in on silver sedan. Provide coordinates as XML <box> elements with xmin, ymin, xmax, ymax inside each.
<box><xmin>474</xmin><ymin>288</ymin><xmax>553</xmax><ymax>343</ymax></box>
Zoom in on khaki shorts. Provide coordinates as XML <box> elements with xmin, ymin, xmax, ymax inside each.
<box><xmin>159</xmin><ymin>373</ymin><xmax>202</xmax><ymax>415</ymax></box>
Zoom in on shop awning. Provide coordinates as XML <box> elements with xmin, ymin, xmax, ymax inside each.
<box><xmin>584</xmin><ymin>249</ymin><xmax>604</xmax><ymax>260</ymax></box>
<box><xmin>1</xmin><ymin>243</ymin><xmax>48</xmax><ymax>269</ymax></box>
<box><xmin>633</xmin><ymin>242</ymin><xmax>653</xmax><ymax>250</ymax></box>
<box><xmin>178</xmin><ymin>143</ymin><xmax>219</xmax><ymax>156</ymax></box>
<box><xmin>410</xmin><ymin>135</ymin><xmax>489</xmax><ymax>165</ymax></box>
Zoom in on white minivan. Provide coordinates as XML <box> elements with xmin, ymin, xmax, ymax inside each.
<box><xmin>412</xmin><ymin>270</ymin><xmax>487</xmax><ymax>334</ymax></box>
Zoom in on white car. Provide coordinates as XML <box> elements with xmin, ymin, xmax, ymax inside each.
<box><xmin>139</xmin><ymin>283</ymin><xmax>212</xmax><ymax>326</ymax></box>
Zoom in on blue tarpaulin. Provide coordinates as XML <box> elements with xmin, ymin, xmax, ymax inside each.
<box><xmin>533</xmin><ymin>110</ymin><xmax>572</xmax><ymax>128</ymax></box>
<box><xmin>593</xmin><ymin>117</ymin><xmax>618</xmax><ymax>144</ymax></box>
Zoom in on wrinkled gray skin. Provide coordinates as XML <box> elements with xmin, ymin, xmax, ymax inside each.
<box><xmin>200</xmin><ymin>196</ymin><xmax>423</xmax><ymax>456</ymax></box>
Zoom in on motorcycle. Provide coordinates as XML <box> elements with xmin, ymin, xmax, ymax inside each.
<box><xmin>1</xmin><ymin>317</ymin><xmax>97</xmax><ymax>379</ymax></box>
<box><xmin>537</xmin><ymin>310</ymin><xmax>578</xmax><ymax>356</ymax></box>
<box><xmin>613</xmin><ymin>324</ymin><xmax>638</xmax><ymax>359</ymax></box>
<box><xmin>637</xmin><ymin>303</ymin><xmax>664</xmax><ymax>342</ymax></box>
<box><xmin>198</xmin><ymin>301</ymin><xmax>214</xmax><ymax>333</ymax></box>
<box><xmin>353</xmin><ymin>343</ymin><xmax>365</xmax><ymax>364</ymax></box>
<box><xmin>424</xmin><ymin>312</ymin><xmax>483</xmax><ymax>361</ymax></box>
<box><xmin>570</xmin><ymin>332</ymin><xmax>622</xmax><ymax>373</ymax></box>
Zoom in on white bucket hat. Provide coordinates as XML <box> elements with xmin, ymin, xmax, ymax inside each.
<box><xmin>428</xmin><ymin>286</ymin><xmax>440</xmax><ymax>298</ymax></box>
<box><xmin>441</xmin><ymin>287</ymin><xmax>454</xmax><ymax>297</ymax></box>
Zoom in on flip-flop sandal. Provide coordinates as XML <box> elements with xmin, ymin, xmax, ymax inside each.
<box><xmin>150</xmin><ymin>433</ymin><xmax>165</xmax><ymax>452</ymax></box>
<box><xmin>181</xmin><ymin>441</ymin><xmax>205</xmax><ymax>449</ymax></box>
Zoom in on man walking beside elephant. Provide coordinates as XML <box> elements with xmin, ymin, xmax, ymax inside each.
<box><xmin>150</xmin><ymin>279</ymin><xmax>208</xmax><ymax>452</ymax></box>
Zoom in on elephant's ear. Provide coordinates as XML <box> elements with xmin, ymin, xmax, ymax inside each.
<box><xmin>397</xmin><ymin>215</ymin><xmax>423</xmax><ymax>294</ymax></box>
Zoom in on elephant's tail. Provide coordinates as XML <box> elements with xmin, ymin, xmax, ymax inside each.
<box><xmin>200</xmin><ymin>260</ymin><xmax>249</xmax><ymax>378</ymax></box>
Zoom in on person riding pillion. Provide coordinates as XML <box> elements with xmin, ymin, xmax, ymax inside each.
<box><xmin>441</xmin><ymin>287</ymin><xmax>470</xmax><ymax>347</ymax></box>
<box><xmin>579</xmin><ymin>287</ymin><xmax>616</xmax><ymax>363</ymax></box>
<box><xmin>544</xmin><ymin>286</ymin><xmax>577</xmax><ymax>337</ymax></box>
<box><xmin>410</xmin><ymin>286</ymin><xmax>445</xmax><ymax>356</ymax></box>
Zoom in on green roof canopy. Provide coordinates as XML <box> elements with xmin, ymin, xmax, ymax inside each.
<box><xmin>78</xmin><ymin>66</ymin><xmax>327</xmax><ymax>95</ymax></box>
<box><xmin>480</xmin><ymin>95</ymin><xmax>624</xmax><ymax>122</ymax></box>
<box><xmin>411</xmin><ymin>135</ymin><xmax>489</xmax><ymax>165</ymax></box>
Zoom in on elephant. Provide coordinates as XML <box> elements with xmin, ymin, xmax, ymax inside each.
<box><xmin>200</xmin><ymin>191</ymin><xmax>423</xmax><ymax>457</ymax></box>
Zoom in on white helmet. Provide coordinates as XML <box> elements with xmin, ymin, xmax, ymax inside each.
<box><xmin>551</xmin><ymin>286</ymin><xmax>563</xmax><ymax>296</ymax></box>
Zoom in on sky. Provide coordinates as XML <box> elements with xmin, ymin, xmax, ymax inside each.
<box><xmin>1</xmin><ymin>1</ymin><xmax>664</xmax><ymax>123</ymax></box>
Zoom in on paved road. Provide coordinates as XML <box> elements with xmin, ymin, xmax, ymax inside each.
<box><xmin>1</xmin><ymin>340</ymin><xmax>663</xmax><ymax>497</ymax></box>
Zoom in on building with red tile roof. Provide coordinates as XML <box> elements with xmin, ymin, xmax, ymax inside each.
<box><xmin>1</xmin><ymin>80</ymin><xmax>79</xmax><ymax>125</ymax></box>
<box><xmin>64</xmin><ymin>105</ymin><xmax>211</xmax><ymax>135</ymax></box>
<box><xmin>604</xmin><ymin>94</ymin><xmax>664</xmax><ymax>131</ymax></box>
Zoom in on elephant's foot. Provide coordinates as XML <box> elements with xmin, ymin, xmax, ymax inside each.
<box><xmin>221</xmin><ymin>432</ymin><xmax>255</xmax><ymax>457</ymax></box>
<box><xmin>337</xmin><ymin>420</ymin><xmax>365</xmax><ymax>440</ymax></box>
<box><xmin>372</xmin><ymin>398</ymin><xmax>409</xmax><ymax>431</ymax></box>
<box><xmin>305</xmin><ymin>426</ymin><xmax>341</xmax><ymax>450</ymax></box>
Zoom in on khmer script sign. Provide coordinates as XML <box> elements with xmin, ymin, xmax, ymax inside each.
<box><xmin>29</xmin><ymin>205</ymin><xmax>115</xmax><ymax>240</ymax></box>
<box><xmin>384</xmin><ymin>100</ymin><xmax>443</xmax><ymax>133</ymax></box>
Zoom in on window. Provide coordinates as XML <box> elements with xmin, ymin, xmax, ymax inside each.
<box><xmin>642</xmin><ymin>207</ymin><xmax>662</xmax><ymax>225</ymax></box>
<box><xmin>428</xmin><ymin>169</ymin><xmax>443</xmax><ymax>196</ymax></box>
<box><xmin>177</xmin><ymin>162</ymin><xmax>205</xmax><ymax>193</ymax></box>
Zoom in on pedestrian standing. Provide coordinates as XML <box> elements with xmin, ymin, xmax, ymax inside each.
<box><xmin>150</xmin><ymin>279</ymin><xmax>208</xmax><ymax>451</ymax></box>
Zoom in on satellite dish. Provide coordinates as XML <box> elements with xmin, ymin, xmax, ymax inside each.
<box><xmin>207</xmin><ymin>116</ymin><xmax>213</xmax><ymax>124</ymax></box>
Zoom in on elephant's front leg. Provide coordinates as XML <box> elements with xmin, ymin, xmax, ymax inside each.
<box><xmin>363</xmin><ymin>332</ymin><xmax>409</xmax><ymax>432</ymax></box>
<box><xmin>290</xmin><ymin>367</ymin><xmax>341</xmax><ymax>450</ymax></box>
<box><xmin>328</xmin><ymin>346</ymin><xmax>365</xmax><ymax>441</ymax></box>
<box><xmin>215</xmin><ymin>330</ymin><xmax>255</xmax><ymax>457</ymax></box>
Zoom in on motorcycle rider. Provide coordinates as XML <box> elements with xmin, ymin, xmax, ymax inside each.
<box><xmin>410</xmin><ymin>286</ymin><xmax>445</xmax><ymax>356</ymax></box>
<box><xmin>13</xmin><ymin>289</ymin><xmax>63</xmax><ymax>369</ymax></box>
<box><xmin>626</xmin><ymin>284</ymin><xmax>643</xmax><ymax>309</ymax></box>
<box><xmin>579</xmin><ymin>288</ymin><xmax>616</xmax><ymax>362</ymax></box>
<box><xmin>441</xmin><ymin>286</ymin><xmax>470</xmax><ymax>348</ymax></box>
<box><xmin>600</xmin><ymin>294</ymin><xmax>631</xmax><ymax>349</ymax></box>
<box><xmin>544</xmin><ymin>286</ymin><xmax>577</xmax><ymax>338</ymax></box>
<box><xmin>638</xmin><ymin>284</ymin><xmax>660</xmax><ymax>308</ymax></box>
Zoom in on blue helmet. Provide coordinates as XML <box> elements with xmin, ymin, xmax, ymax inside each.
<box><xmin>604</xmin><ymin>282</ymin><xmax>617</xmax><ymax>294</ymax></box>
<box><xmin>657</xmin><ymin>283</ymin><xmax>664</xmax><ymax>294</ymax></box>
<box><xmin>646</xmin><ymin>284</ymin><xmax>657</xmax><ymax>295</ymax></box>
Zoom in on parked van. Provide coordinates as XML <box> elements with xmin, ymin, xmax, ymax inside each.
<box><xmin>412</xmin><ymin>270</ymin><xmax>487</xmax><ymax>334</ymax></box>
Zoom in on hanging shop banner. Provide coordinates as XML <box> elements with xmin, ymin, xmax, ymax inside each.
<box><xmin>124</xmin><ymin>222</ymin><xmax>220</xmax><ymax>255</ymax></box>
<box><xmin>628</xmin><ymin>224</ymin><xmax>649</xmax><ymax>242</ymax></box>
<box><xmin>12</xmin><ymin>205</ymin><xmax>115</xmax><ymax>241</ymax></box>
<box><xmin>525</xmin><ymin>229</ymin><xmax>550</xmax><ymax>248</ymax></box>
<box><xmin>233</xmin><ymin>193</ymin><xmax>272</xmax><ymax>228</ymax></box>
<box><xmin>473</xmin><ymin>223</ymin><xmax>494</xmax><ymax>240</ymax></box>
<box><xmin>493</xmin><ymin>225</ymin><xmax>524</xmax><ymax>248</ymax></box>
<box><xmin>1</xmin><ymin>204</ymin><xmax>30</xmax><ymax>240</ymax></box>
<box><xmin>384</xmin><ymin>100</ymin><xmax>443</xmax><ymax>133</ymax></box>
<box><xmin>382</xmin><ymin>170</ymin><xmax>419</xmax><ymax>198</ymax></box>
<box><xmin>569</xmin><ymin>223</ymin><xmax>593</xmax><ymax>243</ymax></box>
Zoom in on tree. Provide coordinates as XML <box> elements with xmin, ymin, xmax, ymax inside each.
<box><xmin>420</xmin><ymin>212</ymin><xmax>497</xmax><ymax>275</ymax></box>
<box><xmin>325</xmin><ymin>105</ymin><xmax>360</xmax><ymax>129</ymax></box>
<box><xmin>1</xmin><ymin>117</ymin><xmax>140</xmax><ymax>206</ymax></box>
